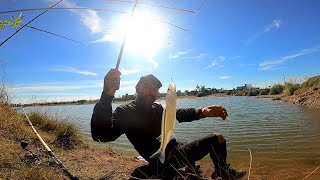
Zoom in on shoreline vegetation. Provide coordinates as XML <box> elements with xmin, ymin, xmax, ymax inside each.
<box><xmin>256</xmin><ymin>75</ymin><xmax>320</xmax><ymax>108</ymax></box>
<box><xmin>16</xmin><ymin>75</ymin><xmax>320</xmax><ymax>109</ymax></box>
<box><xmin>1</xmin><ymin>101</ymin><xmax>320</xmax><ymax>179</ymax></box>
<box><xmin>0</xmin><ymin>76</ymin><xmax>319</xmax><ymax>179</ymax></box>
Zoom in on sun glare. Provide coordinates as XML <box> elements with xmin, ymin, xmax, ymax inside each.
<box><xmin>115</xmin><ymin>12</ymin><xmax>166</xmax><ymax>58</ymax></box>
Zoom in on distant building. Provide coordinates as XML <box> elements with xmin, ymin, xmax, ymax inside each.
<box><xmin>237</xmin><ymin>84</ymin><xmax>252</xmax><ymax>90</ymax></box>
<box><xmin>122</xmin><ymin>93</ymin><xmax>135</xmax><ymax>100</ymax></box>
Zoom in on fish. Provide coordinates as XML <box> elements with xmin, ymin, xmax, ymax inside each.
<box><xmin>150</xmin><ymin>82</ymin><xmax>177</xmax><ymax>163</ymax></box>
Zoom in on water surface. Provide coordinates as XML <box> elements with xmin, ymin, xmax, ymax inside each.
<box><xmin>24</xmin><ymin>96</ymin><xmax>320</xmax><ymax>178</ymax></box>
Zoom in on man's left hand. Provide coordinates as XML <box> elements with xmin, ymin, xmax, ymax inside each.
<box><xmin>200</xmin><ymin>106</ymin><xmax>228</xmax><ymax>120</ymax></box>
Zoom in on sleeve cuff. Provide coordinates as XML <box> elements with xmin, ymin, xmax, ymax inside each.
<box><xmin>100</xmin><ymin>91</ymin><xmax>114</xmax><ymax>106</ymax></box>
<box><xmin>195</xmin><ymin>107</ymin><xmax>205</xmax><ymax>119</ymax></box>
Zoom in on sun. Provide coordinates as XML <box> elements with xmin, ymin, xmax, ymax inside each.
<box><xmin>115</xmin><ymin>11</ymin><xmax>167</xmax><ymax>58</ymax></box>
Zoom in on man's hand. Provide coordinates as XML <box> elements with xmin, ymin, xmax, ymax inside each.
<box><xmin>200</xmin><ymin>106</ymin><xmax>228</xmax><ymax>120</ymax></box>
<box><xmin>103</xmin><ymin>69</ymin><xmax>121</xmax><ymax>96</ymax></box>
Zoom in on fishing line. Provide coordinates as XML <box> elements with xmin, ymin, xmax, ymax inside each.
<box><xmin>0</xmin><ymin>7</ymin><xmax>128</xmax><ymax>15</ymax></box>
<box><xmin>197</xmin><ymin>0</ymin><xmax>207</xmax><ymax>12</ymax></box>
<box><xmin>0</xmin><ymin>0</ymin><xmax>64</xmax><ymax>47</ymax></box>
<box><xmin>1</xmin><ymin>8</ymin><xmax>189</xmax><ymax>33</ymax></box>
<box><xmin>164</xmin><ymin>0</ymin><xmax>173</xmax><ymax>80</ymax></box>
<box><xmin>25</xmin><ymin>25</ymin><xmax>86</xmax><ymax>46</ymax></box>
<box><xmin>103</xmin><ymin>0</ymin><xmax>197</xmax><ymax>13</ymax></box>
<box><xmin>0</xmin><ymin>15</ymin><xmax>84</xmax><ymax>46</ymax></box>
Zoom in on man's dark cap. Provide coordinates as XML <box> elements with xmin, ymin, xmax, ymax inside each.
<box><xmin>137</xmin><ymin>74</ymin><xmax>162</xmax><ymax>88</ymax></box>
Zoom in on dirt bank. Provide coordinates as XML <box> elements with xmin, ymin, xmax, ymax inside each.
<box><xmin>258</xmin><ymin>76</ymin><xmax>320</xmax><ymax>108</ymax></box>
<box><xmin>282</xmin><ymin>76</ymin><xmax>320</xmax><ymax>108</ymax></box>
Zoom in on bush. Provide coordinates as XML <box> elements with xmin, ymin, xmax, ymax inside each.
<box><xmin>247</xmin><ymin>90</ymin><xmax>258</xmax><ymax>96</ymax></box>
<box><xmin>234</xmin><ymin>91</ymin><xmax>243</xmax><ymax>96</ymax></box>
<box><xmin>264</xmin><ymin>88</ymin><xmax>270</xmax><ymax>95</ymax></box>
<box><xmin>258</xmin><ymin>90</ymin><xmax>264</xmax><ymax>95</ymax></box>
<box><xmin>226</xmin><ymin>90</ymin><xmax>233</xmax><ymax>95</ymax></box>
<box><xmin>269</xmin><ymin>84</ymin><xmax>284</xmax><ymax>95</ymax></box>
<box><xmin>259</xmin><ymin>89</ymin><xmax>269</xmax><ymax>95</ymax></box>
<box><xmin>196</xmin><ymin>92</ymin><xmax>205</xmax><ymax>97</ymax></box>
<box><xmin>242</xmin><ymin>91</ymin><xmax>247</xmax><ymax>96</ymax></box>
<box><xmin>284</xmin><ymin>83</ymin><xmax>301</xmax><ymax>96</ymax></box>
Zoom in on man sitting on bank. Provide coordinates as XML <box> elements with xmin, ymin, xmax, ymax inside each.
<box><xmin>91</xmin><ymin>69</ymin><xmax>246</xmax><ymax>179</ymax></box>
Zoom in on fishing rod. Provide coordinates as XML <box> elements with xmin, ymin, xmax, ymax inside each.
<box><xmin>152</xmin><ymin>18</ymin><xmax>190</xmax><ymax>33</ymax></box>
<box><xmin>21</xmin><ymin>106</ymin><xmax>79</xmax><ymax>180</ymax></box>
<box><xmin>113</xmin><ymin>0</ymin><xmax>199</xmax><ymax>69</ymax></box>
<box><xmin>0</xmin><ymin>0</ymin><xmax>64</xmax><ymax>47</ymax></box>
<box><xmin>115</xmin><ymin>0</ymin><xmax>139</xmax><ymax>69</ymax></box>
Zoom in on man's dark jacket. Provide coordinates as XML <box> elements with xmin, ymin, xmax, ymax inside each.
<box><xmin>91</xmin><ymin>93</ymin><xmax>202</xmax><ymax>162</ymax></box>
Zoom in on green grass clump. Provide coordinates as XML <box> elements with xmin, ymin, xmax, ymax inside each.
<box><xmin>28</xmin><ymin>112</ymin><xmax>82</xmax><ymax>149</ymax></box>
<box><xmin>284</xmin><ymin>83</ymin><xmax>301</xmax><ymax>95</ymax></box>
<box><xmin>269</xmin><ymin>84</ymin><xmax>284</xmax><ymax>95</ymax></box>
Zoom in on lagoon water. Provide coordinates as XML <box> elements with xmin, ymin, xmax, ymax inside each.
<box><xmin>24</xmin><ymin>96</ymin><xmax>320</xmax><ymax>178</ymax></box>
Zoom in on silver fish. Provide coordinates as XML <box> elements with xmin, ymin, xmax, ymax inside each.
<box><xmin>151</xmin><ymin>82</ymin><xmax>177</xmax><ymax>163</ymax></box>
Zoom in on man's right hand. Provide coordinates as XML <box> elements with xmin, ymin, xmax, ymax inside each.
<box><xmin>103</xmin><ymin>69</ymin><xmax>121</xmax><ymax>96</ymax></box>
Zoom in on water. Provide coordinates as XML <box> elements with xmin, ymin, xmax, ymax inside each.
<box><xmin>23</xmin><ymin>96</ymin><xmax>320</xmax><ymax>177</ymax></box>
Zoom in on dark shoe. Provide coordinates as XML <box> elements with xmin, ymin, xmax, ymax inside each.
<box><xmin>211</xmin><ymin>165</ymin><xmax>246</xmax><ymax>180</ymax></box>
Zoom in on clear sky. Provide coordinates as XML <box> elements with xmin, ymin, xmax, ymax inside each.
<box><xmin>1</xmin><ymin>0</ymin><xmax>319</xmax><ymax>104</ymax></box>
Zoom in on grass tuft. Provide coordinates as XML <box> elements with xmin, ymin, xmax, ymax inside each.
<box><xmin>0</xmin><ymin>105</ymin><xmax>32</xmax><ymax>142</ymax></box>
<box><xmin>28</xmin><ymin>111</ymin><xmax>82</xmax><ymax>149</ymax></box>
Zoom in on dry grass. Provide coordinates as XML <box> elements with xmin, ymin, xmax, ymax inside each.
<box><xmin>0</xmin><ymin>104</ymin><xmax>33</xmax><ymax>142</ymax></box>
<box><xmin>28</xmin><ymin>111</ymin><xmax>82</xmax><ymax>149</ymax></box>
<box><xmin>0</xmin><ymin>104</ymin><xmax>67</xmax><ymax>179</ymax></box>
<box><xmin>294</xmin><ymin>76</ymin><xmax>320</xmax><ymax>95</ymax></box>
<box><xmin>0</xmin><ymin>104</ymin><xmax>143</xmax><ymax>179</ymax></box>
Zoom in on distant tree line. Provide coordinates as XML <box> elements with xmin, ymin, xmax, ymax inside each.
<box><xmin>225</xmin><ymin>82</ymin><xmax>301</xmax><ymax>97</ymax></box>
<box><xmin>12</xmin><ymin>80</ymin><xmax>307</xmax><ymax>107</ymax></box>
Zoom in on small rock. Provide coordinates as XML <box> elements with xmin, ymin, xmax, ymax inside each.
<box><xmin>24</xmin><ymin>152</ymin><xmax>34</xmax><ymax>159</ymax></box>
<box><xmin>298</xmin><ymin>97</ymin><xmax>307</xmax><ymax>103</ymax></box>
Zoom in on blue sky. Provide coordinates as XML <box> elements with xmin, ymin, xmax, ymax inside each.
<box><xmin>0</xmin><ymin>0</ymin><xmax>319</xmax><ymax>104</ymax></box>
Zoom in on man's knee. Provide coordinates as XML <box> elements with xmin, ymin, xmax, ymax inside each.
<box><xmin>213</xmin><ymin>133</ymin><xmax>225</xmax><ymax>144</ymax></box>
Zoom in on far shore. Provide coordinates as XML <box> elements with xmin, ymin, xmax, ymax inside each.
<box><xmin>15</xmin><ymin>92</ymin><xmax>319</xmax><ymax>109</ymax></box>
<box><xmin>16</xmin><ymin>93</ymin><xmax>228</xmax><ymax>107</ymax></box>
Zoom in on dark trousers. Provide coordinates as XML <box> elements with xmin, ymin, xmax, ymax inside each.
<box><xmin>167</xmin><ymin>133</ymin><xmax>227</xmax><ymax>170</ymax></box>
<box><xmin>131</xmin><ymin>134</ymin><xmax>227</xmax><ymax>179</ymax></box>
